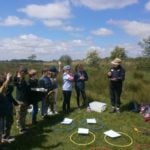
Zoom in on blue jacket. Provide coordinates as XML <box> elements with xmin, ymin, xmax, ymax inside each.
<box><xmin>39</xmin><ymin>76</ymin><xmax>53</xmax><ymax>91</ymax></box>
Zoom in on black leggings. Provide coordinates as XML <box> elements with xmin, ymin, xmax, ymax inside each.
<box><xmin>75</xmin><ymin>89</ymin><xmax>86</xmax><ymax>107</ymax></box>
<box><xmin>62</xmin><ymin>91</ymin><xmax>72</xmax><ymax>113</ymax></box>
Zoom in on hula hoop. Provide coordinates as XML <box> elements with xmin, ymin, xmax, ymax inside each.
<box><xmin>70</xmin><ymin>131</ymin><xmax>96</xmax><ymax>146</ymax></box>
<box><xmin>104</xmin><ymin>132</ymin><xmax>133</xmax><ymax>148</ymax></box>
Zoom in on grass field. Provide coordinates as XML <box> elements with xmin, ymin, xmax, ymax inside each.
<box><xmin>0</xmin><ymin>60</ymin><xmax>150</xmax><ymax>150</ymax></box>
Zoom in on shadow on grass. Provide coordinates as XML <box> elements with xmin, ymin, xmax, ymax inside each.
<box><xmin>121</xmin><ymin>101</ymin><xmax>140</xmax><ymax>113</ymax></box>
<box><xmin>7</xmin><ymin>113</ymin><xmax>66</xmax><ymax>150</ymax></box>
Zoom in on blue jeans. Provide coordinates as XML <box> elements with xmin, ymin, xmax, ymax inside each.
<box><xmin>32</xmin><ymin>103</ymin><xmax>38</xmax><ymax>123</ymax></box>
<box><xmin>41</xmin><ymin>97</ymin><xmax>48</xmax><ymax>116</ymax></box>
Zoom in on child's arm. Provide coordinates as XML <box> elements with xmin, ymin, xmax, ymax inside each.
<box><xmin>0</xmin><ymin>73</ymin><xmax>12</xmax><ymax>94</ymax></box>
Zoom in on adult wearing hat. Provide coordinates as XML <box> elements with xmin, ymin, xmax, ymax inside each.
<box><xmin>107</xmin><ymin>58</ymin><xmax>125</xmax><ymax>113</ymax></box>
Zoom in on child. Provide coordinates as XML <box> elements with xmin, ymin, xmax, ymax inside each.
<box><xmin>48</xmin><ymin>66</ymin><xmax>59</xmax><ymax>115</ymax></box>
<box><xmin>39</xmin><ymin>68</ymin><xmax>53</xmax><ymax>118</ymax></box>
<box><xmin>0</xmin><ymin>73</ymin><xmax>15</xmax><ymax>145</ymax></box>
<box><xmin>14</xmin><ymin>66</ymin><xmax>29</xmax><ymax>134</ymax></box>
<box><xmin>62</xmin><ymin>65</ymin><xmax>74</xmax><ymax>114</ymax></box>
<box><xmin>28</xmin><ymin>69</ymin><xmax>39</xmax><ymax>124</ymax></box>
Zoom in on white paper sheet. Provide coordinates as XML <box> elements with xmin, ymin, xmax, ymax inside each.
<box><xmin>86</xmin><ymin>118</ymin><xmax>96</xmax><ymax>124</ymax></box>
<box><xmin>78</xmin><ymin>128</ymin><xmax>89</xmax><ymax>134</ymax></box>
<box><xmin>61</xmin><ymin>118</ymin><xmax>73</xmax><ymax>124</ymax></box>
<box><xmin>31</xmin><ymin>88</ymin><xmax>47</xmax><ymax>92</ymax></box>
<box><xmin>104</xmin><ymin>130</ymin><xmax>121</xmax><ymax>138</ymax></box>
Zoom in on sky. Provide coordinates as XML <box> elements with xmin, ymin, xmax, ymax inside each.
<box><xmin>0</xmin><ymin>0</ymin><xmax>150</xmax><ymax>60</ymax></box>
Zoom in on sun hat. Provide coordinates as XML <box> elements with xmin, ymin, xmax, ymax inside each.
<box><xmin>113</xmin><ymin>58</ymin><xmax>122</xmax><ymax>64</ymax></box>
<box><xmin>111</xmin><ymin>58</ymin><xmax>122</xmax><ymax>66</ymax></box>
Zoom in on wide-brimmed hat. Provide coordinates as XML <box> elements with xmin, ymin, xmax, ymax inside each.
<box><xmin>111</xmin><ymin>58</ymin><xmax>122</xmax><ymax>66</ymax></box>
<box><xmin>63</xmin><ymin>65</ymin><xmax>71</xmax><ymax>70</ymax></box>
<box><xmin>114</xmin><ymin>58</ymin><xmax>122</xmax><ymax>64</ymax></box>
<box><xmin>111</xmin><ymin>61</ymin><xmax>119</xmax><ymax>66</ymax></box>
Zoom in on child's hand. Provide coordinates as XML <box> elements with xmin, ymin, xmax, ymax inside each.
<box><xmin>80</xmin><ymin>76</ymin><xmax>85</xmax><ymax>80</ymax></box>
<box><xmin>108</xmin><ymin>72</ymin><xmax>111</xmax><ymax>76</ymax></box>
<box><xmin>68</xmin><ymin>74</ymin><xmax>74</xmax><ymax>80</ymax></box>
<box><xmin>6</xmin><ymin>73</ymin><xmax>12</xmax><ymax>81</ymax></box>
<box><xmin>111</xmin><ymin>78</ymin><xmax>117</xmax><ymax>81</ymax></box>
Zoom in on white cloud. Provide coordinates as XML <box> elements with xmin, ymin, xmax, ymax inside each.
<box><xmin>91</xmin><ymin>28</ymin><xmax>113</xmax><ymax>36</ymax></box>
<box><xmin>71</xmin><ymin>0</ymin><xmax>138</xmax><ymax>10</ymax></box>
<box><xmin>0</xmin><ymin>34</ymin><xmax>92</xmax><ymax>60</ymax></box>
<box><xmin>43</xmin><ymin>19</ymin><xmax>64</xmax><ymax>27</ymax></box>
<box><xmin>17</xmin><ymin>1</ymin><xmax>83</xmax><ymax>31</ymax></box>
<box><xmin>145</xmin><ymin>1</ymin><xmax>150</xmax><ymax>11</ymax></box>
<box><xmin>109</xmin><ymin>20</ymin><xmax>150</xmax><ymax>38</ymax></box>
<box><xmin>0</xmin><ymin>16</ymin><xmax>33</xmax><ymax>26</ymax></box>
<box><xmin>18</xmin><ymin>1</ymin><xmax>72</xmax><ymax>19</ymax></box>
<box><xmin>0</xmin><ymin>34</ymin><xmax>142</xmax><ymax>60</ymax></box>
<box><xmin>62</xmin><ymin>25</ymin><xmax>83</xmax><ymax>32</ymax></box>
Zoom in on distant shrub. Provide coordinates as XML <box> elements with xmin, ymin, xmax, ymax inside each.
<box><xmin>85</xmin><ymin>50</ymin><xmax>100</xmax><ymax>67</ymax></box>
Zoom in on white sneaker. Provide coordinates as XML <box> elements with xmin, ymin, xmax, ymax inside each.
<box><xmin>2</xmin><ymin>137</ymin><xmax>15</xmax><ymax>143</ymax></box>
<box><xmin>48</xmin><ymin>111</ymin><xmax>53</xmax><ymax>115</ymax></box>
<box><xmin>54</xmin><ymin>111</ymin><xmax>58</xmax><ymax>114</ymax></box>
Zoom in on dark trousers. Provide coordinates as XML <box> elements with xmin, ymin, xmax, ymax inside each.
<box><xmin>0</xmin><ymin>112</ymin><xmax>13</xmax><ymax>139</ymax></box>
<box><xmin>3</xmin><ymin>114</ymin><xmax>13</xmax><ymax>138</ymax></box>
<box><xmin>75</xmin><ymin>88</ymin><xmax>87</xmax><ymax>107</ymax></box>
<box><xmin>62</xmin><ymin>91</ymin><xmax>72</xmax><ymax>113</ymax></box>
<box><xmin>109</xmin><ymin>82</ymin><xmax>122</xmax><ymax>108</ymax></box>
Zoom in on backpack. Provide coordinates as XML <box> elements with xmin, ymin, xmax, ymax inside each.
<box><xmin>128</xmin><ymin>101</ymin><xmax>140</xmax><ymax>113</ymax></box>
<box><xmin>140</xmin><ymin>104</ymin><xmax>150</xmax><ymax>122</ymax></box>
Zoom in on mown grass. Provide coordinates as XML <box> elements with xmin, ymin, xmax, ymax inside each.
<box><xmin>0</xmin><ymin>60</ymin><xmax>150</xmax><ymax>150</ymax></box>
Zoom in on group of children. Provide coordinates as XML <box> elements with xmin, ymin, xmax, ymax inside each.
<box><xmin>0</xmin><ymin>63</ymin><xmax>88</xmax><ymax>147</ymax></box>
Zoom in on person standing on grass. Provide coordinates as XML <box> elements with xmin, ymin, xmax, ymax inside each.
<box><xmin>28</xmin><ymin>69</ymin><xmax>39</xmax><ymax>124</ymax></box>
<box><xmin>62</xmin><ymin>65</ymin><xmax>74</xmax><ymax>114</ymax></box>
<box><xmin>74</xmin><ymin>64</ymin><xmax>88</xmax><ymax>109</ymax></box>
<box><xmin>39</xmin><ymin>68</ymin><xmax>53</xmax><ymax>118</ymax></box>
<box><xmin>0</xmin><ymin>73</ymin><xmax>15</xmax><ymax>146</ymax></box>
<box><xmin>107</xmin><ymin>58</ymin><xmax>125</xmax><ymax>113</ymax></box>
<box><xmin>14</xmin><ymin>66</ymin><xmax>29</xmax><ymax>134</ymax></box>
<box><xmin>48</xmin><ymin>66</ymin><xmax>59</xmax><ymax>115</ymax></box>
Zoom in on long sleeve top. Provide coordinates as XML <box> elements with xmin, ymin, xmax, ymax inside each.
<box><xmin>62</xmin><ymin>73</ymin><xmax>74</xmax><ymax>91</ymax></box>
